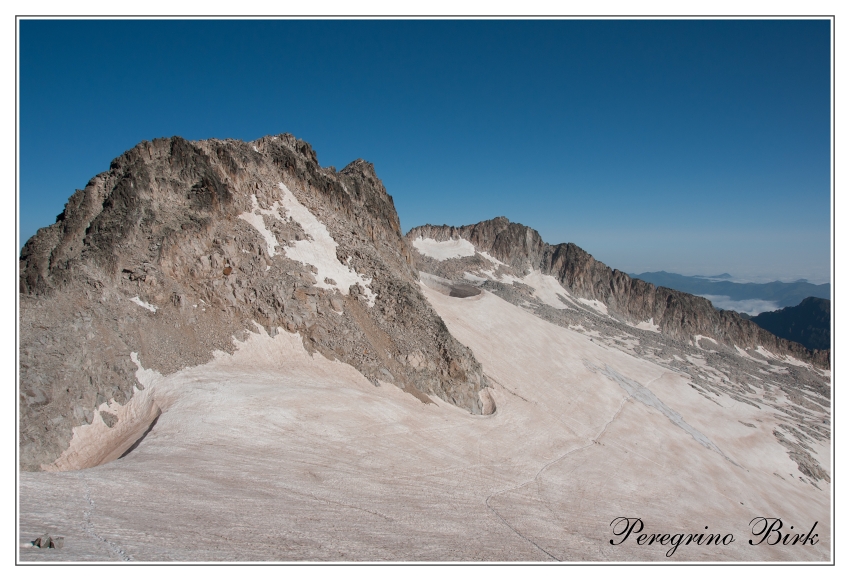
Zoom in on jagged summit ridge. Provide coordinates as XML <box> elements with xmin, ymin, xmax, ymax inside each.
<box><xmin>408</xmin><ymin>217</ymin><xmax>829</xmax><ymax>368</ymax></box>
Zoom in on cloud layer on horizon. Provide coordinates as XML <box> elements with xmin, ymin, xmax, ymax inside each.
<box><xmin>699</xmin><ymin>295</ymin><xmax>780</xmax><ymax>316</ymax></box>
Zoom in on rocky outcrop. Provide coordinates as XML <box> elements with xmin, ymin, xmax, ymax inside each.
<box><xmin>408</xmin><ymin>217</ymin><xmax>830</xmax><ymax>369</ymax></box>
<box><xmin>750</xmin><ymin>297</ymin><xmax>831</xmax><ymax>351</ymax></box>
<box><xmin>20</xmin><ymin>134</ymin><xmax>488</xmax><ymax>471</ymax></box>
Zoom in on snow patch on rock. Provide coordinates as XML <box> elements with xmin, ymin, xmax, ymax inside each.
<box><xmin>466</xmin><ymin>266</ymin><xmax>574</xmax><ymax>310</ymax></box>
<box><xmin>635</xmin><ymin>318</ymin><xmax>659</xmax><ymax>333</ymax></box>
<box><xmin>463</xmin><ymin>272</ymin><xmax>488</xmax><ymax>283</ymax></box>
<box><xmin>577</xmin><ymin>297</ymin><xmax>609</xmax><ymax>316</ymax></box>
<box><xmin>693</xmin><ymin>335</ymin><xmax>717</xmax><ymax>349</ymax></box>
<box><xmin>238</xmin><ymin>195</ymin><xmax>281</xmax><ymax>257</ymax></box>
<box><xmin>412</xmin><ymin>237</ymin><xmax>476</xmax><ymax>261</ymax></box>
<box><xmin>130</xmin><ymin>352</ymin><xmax>164</xmax><ymax>390</ymax></box>
<box><xmin>735</xmin><ymin>346</ymin><xmax>760</xmax><ymax>362</ymax></box>
<box><xmin>276</xmin><ymin>183</ymin><xmax>376</xmax><ymax>307</ymax></box>
<box><xmin>494</xmin><ymin>271</ymin><xmax>523</xmax><ymax>285</ymax></box>
<box><xmin>239</xmin><ymin>184</ymin><xmax>376</xmax><ymax>307</ymax></box>
<box><xmin>477</xmin><ymin>250</ymin><xmax>506</xmax><ymax>266</ymax></box>
<box><xmin>755</xmin><ymin>346</ymin><xmax>778</xmax><ymax>360</ymax></box>
<box><xmin>778</xmin><ymin>353</ymin><xmax>815</xmax><ymax>369</ymax></box>
<box><xmin>129</xmin><ymin>296</ymin><xmax>157</xmax><ymax>312</ymax></box>
<box><xmin>521</xmin><ymin>270</ymin><xmax>575</xmax><ymax>310</ymax></box>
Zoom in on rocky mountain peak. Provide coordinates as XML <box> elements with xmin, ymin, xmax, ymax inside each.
<box><xmin>19</xmin><ymin>134</ymin><xmax>489</xmax><ymax>472</ymax></box>
<box><xmin>340</xmin><ymin>158</ymin><xmax>377</xmax><ymax>179</ymax></box>
<box><xmin>407</xmin><ymin>218</ymin><xmax>829</xmax><ymax>369</ymax></box>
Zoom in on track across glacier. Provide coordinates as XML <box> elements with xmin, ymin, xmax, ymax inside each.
<box><xmin>19</xmin><ymin>287</ymin><xmax>830</xmax><ymax>561</ymax></box>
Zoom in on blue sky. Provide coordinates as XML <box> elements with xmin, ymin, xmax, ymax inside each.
<box><xmin>19</xmin><ymin>19</ymin><xmax>831</xmax><ymax>283</ymax></box>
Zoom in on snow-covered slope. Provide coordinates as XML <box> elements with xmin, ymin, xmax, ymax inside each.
<box><xmin>20</xmin><ymin>286</ymin><xmax>830</xmax><ymax>561</ymax></box>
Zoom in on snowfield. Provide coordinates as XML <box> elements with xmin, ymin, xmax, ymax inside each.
<box><xmin>411</xmin><ymin>237</ymin><xmax>476</xmax><ymax>261</ymax></box>
<box><xmin>514</xmin><ymin>269</ymin><xmax>575</xmax><ymax>310</ymax></box>
<box><xmin>19</xmin><ymin>288</ymin><xmax>830</xmax><ymax>561</ymax></box>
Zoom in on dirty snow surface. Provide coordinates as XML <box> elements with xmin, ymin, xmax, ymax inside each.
<box><xmin>20</xmin><ymin>289</ymin><xmax>830</xmax><ymax>562</ymax></box>
<box><xmin>411</xmin><ymin>237</ymin><xmax>476</xmax><ymax>261</ymax></box>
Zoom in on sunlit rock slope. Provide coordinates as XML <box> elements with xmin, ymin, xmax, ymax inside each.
<box><xmin>19</xmin><ymin>135</ymin><xmax>486</xmax><ymax>472</ymax></box>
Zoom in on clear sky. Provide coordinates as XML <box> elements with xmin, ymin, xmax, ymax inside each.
<box><xmin>19</xmin><ymin>19</ymin><xmax>831</xmax><ymax>283</ymax></box>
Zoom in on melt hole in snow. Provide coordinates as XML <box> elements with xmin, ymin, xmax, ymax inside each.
<box><xmin>419</xmin><ymin>272</ymin><xmax>482</xmax><ymax>298</ymax></box>
<box><xmin>118</xmin><ymin>412</ymin><xmax>161</xmax><ymax>459</ymax></box>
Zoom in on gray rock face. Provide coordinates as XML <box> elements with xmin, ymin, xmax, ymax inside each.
<box><xmin>408</xmin><ymin>217</ymin><xmax>829</xmax><ymax>369</ymax></box>
<box><xmin>19</xmin><ymin>134</ymin><xmax>487</xmax><ymax>471</ymax></box>
<box><xmin>32</xmin><ymin>534</ymin><xmax>63</xmax><ymax>549</ymax></box>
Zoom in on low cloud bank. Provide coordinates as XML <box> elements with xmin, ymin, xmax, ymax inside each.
<box><xmin>699</xmin><ymin>295</ymin><xmax>779</xmax><ymax>316</ymax></box>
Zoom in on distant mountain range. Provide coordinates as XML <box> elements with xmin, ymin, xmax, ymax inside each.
<box><xmin>628</xmin><ymin>271</ymin><xmax>830</xmax><ymax>310</ymax></box>
<box><xmin>745</xmin><ymin>297</ymin><xmax>831</xmax><ymax>351</ymax></box>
